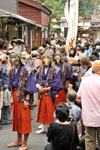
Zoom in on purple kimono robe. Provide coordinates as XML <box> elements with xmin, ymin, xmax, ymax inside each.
<box><xmin>9</xmin><ymin>65</ymin><xmax>23</xmax><ymax>91</ymax></box>
<box><xmin>55</xmin><ymin>62</ymin><xmax>73</xmax><ymax>91</ymax></box>
<box><xmin>36</xmin><ymin>66</ymin><xmax>60</xmax><ymax>104</ymax></box>
<box><xmin>17</xmin><ymin>65</ymin><xmax>37</xmax><ymax>104</ymax></box>
<box><xmin>13</xmin><ymin>66</ymin><xmax>22</xmax><ymax>88</ymax></box>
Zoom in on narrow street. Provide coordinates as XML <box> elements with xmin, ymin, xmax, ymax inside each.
<box><xmin>0</xmin><ymin>1</ymin><xmax>100</xmax><ymax>150</ymax></box>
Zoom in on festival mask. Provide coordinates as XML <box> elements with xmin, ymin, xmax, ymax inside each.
<box><xmin>21</xmin><ymin>51</ymin><xmax>30</xmax><ymax>66</ymax></box>
<box><xmin>21</xmin><ymin>57</ymin><xmax>27</xmax><ymax>65</ymax></box>
<box><xmin>42</xmin><ymin>56</ymin><xmax>51</xmax><ymax>67</ymax></box>
<box><xmin>54</xmin><ymin>55</ymin><xmax>61</xmax><ymax>64</ymax></box>
<box><xmin>9</xmin><ymin>53</ymin><xmax>20</xmax><ymax>66</ymax></box>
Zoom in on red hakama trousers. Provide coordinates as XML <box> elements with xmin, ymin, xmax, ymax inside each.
<box><xmin>12</xmin><ymin>88</ymin><xmax>32</xmax><ymax>134</ymax></box>
<box><xmin>54</xmin><ymin>90</ymin><xmax>67</xmax><ymax>106</ymax></box>
<box><xmin>37</xmin><ymin>93</ymin><xmax>55</xmax><ymax>125</ymax></box>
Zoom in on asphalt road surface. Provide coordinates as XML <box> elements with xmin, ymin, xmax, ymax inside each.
<box><xmin>0</xmin><ymin>94</ymin><xmax>81</xmax><ymax>150</ymax></box>
<box><xmin>0</xmin><ymin>95</ymin><xmax>47</xmax><ymax>150</ymax></box>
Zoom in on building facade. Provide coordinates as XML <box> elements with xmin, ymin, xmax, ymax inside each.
<box><xmin>0</xmin><ymin>0</ymin><xmax>52</xmax><ymax>53</ymax></box>
<box><xmin>18</xmin><ymin>0</ymin><xmax>52</xmax><ymax>47</ymax></box>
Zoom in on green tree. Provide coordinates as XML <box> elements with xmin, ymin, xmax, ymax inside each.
<box><xmin>34</xmin><ymin>0</ymin><xmax>100</xmax><ymax>19</ymax></box>
<box><xmin>34</xmin><ymin>0</ymin><xmax>65</xmax><ymax>20</ymax></box>
<box><xmin>79</xmin><ymin>0</ymin><xmax>94</xmax><ymax>17</ymax></box>
<box><xmin>44</xmin><ymin>0</ymin><xmax>65</xmax><ymax>20</ymax></box>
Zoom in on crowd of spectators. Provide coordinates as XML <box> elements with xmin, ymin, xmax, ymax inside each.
<box><xmin>0</xmin><ymin>35</ymin><xmax>100</xmax><ymax>150</ymax></box>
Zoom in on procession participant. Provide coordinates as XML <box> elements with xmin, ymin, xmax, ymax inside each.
<box><xmin>35</xmin><ymin>51</ymin><xmax>60</xmax><ymax>134</ymax></box>
<box><xmin>8</xmin><ymin>49</ymin><xmax>23</xmax><ymax>148</ymax></box>
<box><xmin>16</xmin><ymin>52</ymin><xmax>37</xmax><ymax>150</ymax></box>
<box><xmin>8</xmin><ymin>50</ymin><xmax>37</xmax><ymax>150</ymax></box>
<box><xmin>31</xmin><ymin>50</ymin><xmax>42</xmax><ymax>71</ymax></box>
<box><xmin>7</xmin><ymin>48</ymin><xmax>23</xmax><ymax>145</ymax></box>
<box><xmin>54</xmin><ymin>50</ymin><xmax>73</xmax><ymax>105</ymax></box>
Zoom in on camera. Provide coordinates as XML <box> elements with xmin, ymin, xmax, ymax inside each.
<box><xmin>71</xmin><ymin>62</ymin><xmax>81</xmax><ymax>67</ymax></box>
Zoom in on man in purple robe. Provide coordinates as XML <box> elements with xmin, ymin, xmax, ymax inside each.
<box><xmin>8</xmin><ymin>50</ymin><xmax>37</xmax><ymax>150</ymax></box>
<box><xmin>35</xmin><ymin>51</ymin><xmax>60</xmax><ymax>134</ymax></box>
<box><xmin>54</xmin><ymin>50</ymin><xmax>73</xmax><ymax>105</ymax></box>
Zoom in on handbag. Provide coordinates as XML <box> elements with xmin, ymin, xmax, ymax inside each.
<box><xmin>70</xmin><ymin>123</ymin><xmax>75</xmax><ymax>150</ymax></box>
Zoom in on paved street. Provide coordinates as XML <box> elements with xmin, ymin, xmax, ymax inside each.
<box><xmin>0</xmin><ymin>97</ymin><xmax>47</xmax><ymax>150</ymax></box>
<box><xmin>0</xmin><ymin>95</ymin><xmax>81</xmax><ymax>150</ymax></box>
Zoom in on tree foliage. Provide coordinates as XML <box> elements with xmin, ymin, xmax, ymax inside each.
<box><xmin>79</xmin><ymin>0</ymin><xmax>94</xmax><ymax>17</ymax></box>
<box><xmin>34</xmin><ymin>0</ymin><xmax>100</xmax><ymax>19</ymax></box>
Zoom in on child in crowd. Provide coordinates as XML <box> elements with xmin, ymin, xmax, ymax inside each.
<box><xmin>44</xmin><ymin>102</ymin><xmax>79</xmax><ymax>150</ymax></box>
